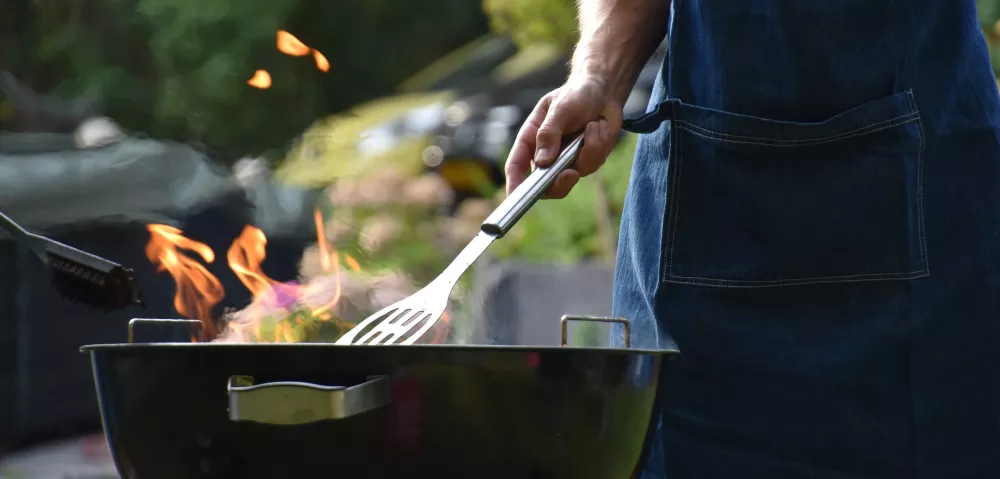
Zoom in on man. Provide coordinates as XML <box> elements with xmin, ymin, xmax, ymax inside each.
<box><xmin>504</xmin><ymin>1</ymin><xmax>1000</xmax><ymax>478</ymax></box>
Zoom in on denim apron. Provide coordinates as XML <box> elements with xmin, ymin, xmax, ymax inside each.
<box><xmin>613</xmin><ymin>1</ymin><xmax>1000</xmax><ymax>478</ymax></box>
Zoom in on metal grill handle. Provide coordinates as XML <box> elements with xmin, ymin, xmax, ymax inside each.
<box><xmin>560</xmin><ymin>315</ymin><xmax>631</xmax><ymax>349</ymax></box>
<box><xmin>228</xmin><ymin>375</ymin><xmax>392</xmax><ymax>425</ymax></box>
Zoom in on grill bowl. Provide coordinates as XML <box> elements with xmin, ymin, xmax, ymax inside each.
<box><xmin>82</xmin><ymin>341</ymin><xmax>674</xmax><ymax>479</ymax></box>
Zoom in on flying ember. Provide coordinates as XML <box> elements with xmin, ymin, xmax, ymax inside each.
<box><xmin>313</xmin><ymin>50</ymin><xmax>330</xmax><ymax>72</ymax></box>
<box><xmin>246</xmin><ymin>70</ymin><xmax>272</xmax><ymax>89</ymax></box>
<box><xmin>277</xmin><ymin>30</ymin><xmax>329</xmax><ymax>72</ymax></box>
<box><xmin>276</xmin><ymin>30</ymin><xmax>311</xmax><ymax>57</ymax></box>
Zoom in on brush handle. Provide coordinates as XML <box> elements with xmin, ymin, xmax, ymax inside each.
<box><xmin>481</xmin><ymin>132</ymin><xmax>585</xmax><ymax>237</ymax></box>
<box><xmin>0</xmin><ymin>210</ymin><xmax>55</xmax><ymax>261</ymax></box>
<box><xmin>0</xmin><ymin>210</ymin><xmax>36</xmax><ymax>246</ymax></box>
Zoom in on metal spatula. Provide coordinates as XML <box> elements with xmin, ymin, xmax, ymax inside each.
<box><xmin>336</xmin><ymin>133</ymin><xmax>586</xmax><ymax>345</ymax></box>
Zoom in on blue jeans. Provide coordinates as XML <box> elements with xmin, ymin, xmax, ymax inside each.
<box><xmin>614</xmin><ymin>1</ymin><xmax>1000</xmax><ymax>477</ymax></box>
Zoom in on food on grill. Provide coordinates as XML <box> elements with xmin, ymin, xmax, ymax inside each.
<box><xmin>214</xmin><ymin>270</ymin><xmax>421</xmax><ymax>343</ymax></box>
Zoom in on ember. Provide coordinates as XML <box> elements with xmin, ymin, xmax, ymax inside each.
<box><xmin>314</xmin><ymin>50</ymin><xmax>331</xmax><ymax>72</ymax></box>
<box><xmin>276</xmin><ymin>30</ymin><xmax>311</xmax><ymax>57</ymax></box>
<box><xmin>277</xmin><ymin>30</ymin><xmax>330</xmax><ymax>73</ymax></box>
<box><xmin>246</xmin><ymin>70</ymin><xmax>272</xmax><ymax>89</ymax></box>
<box><xmin>145</xmin><ymin>208</ymin><xmax>451</xmax><ymax>344</ymax></box>
<box><xmin>246</xmin><ymin>30</ymin><xmax>329</xmax><ymax>91</ymax></box>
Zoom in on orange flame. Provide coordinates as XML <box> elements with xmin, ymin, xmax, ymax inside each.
<box><xmin>277</xmin><ymin>30</ymin><xmax>311</xmax><ymax>57</ymax></box>
<box><xmin>146</xmin><ymin>209</ymin><xmax>453</xmax><ymax>344</ymax></box>
<box><xmin>433</xmin><ymin>312</ymin><xmax>451</xmax><ymax>343</ymax></box>
<box><xmin>224</xmin><ymin>224</ymin><xmax>304</xmax><ymax>341</ymax></box>
<box><xmin>313</xmin><ymin>50</ymin><xmax>330</xmax><ymax>72</ymax></box>
<box><xmin>311</xmin><ymin>209</ymin><xmax>341</xmax><ymax>317</ymax></box>
<box><xmin>247</xmin><ymin>70</ymin><xmax>272</xmax><ymax>89</ymax></box>
<box><xmin>227</xmin><ymin>226</ymin><xmax>276</xmax><ymax>297</ymax></box>
<box><xmin>145</xmin><ymin>225</ymin><xmax>224</xmax><ymax>337</ymax></box>
<box><xmin>344</xmin><ymin>254</ymin><xmax>361</xmax><ymax>272</ymax></box>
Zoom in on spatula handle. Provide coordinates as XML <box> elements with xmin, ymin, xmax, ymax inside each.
<box><xmin>481</xmin><ymin>133</ymin><xmax>585</xmax><ymax>237</ymax></box>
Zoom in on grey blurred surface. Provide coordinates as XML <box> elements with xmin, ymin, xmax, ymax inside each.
<box><xmin>0</xmin><ymin>133</ymin><xmax>240</xmax><ymax>234</ymax></box>
<box><xmin>0</xmin><ymin>433</ymin><xmax>118</xmax><ymax>479</ymax></box>
<box><xmin>471</xmin><ymin>260</ymin><xmax>617</xmax><ymax>347</ymax></box>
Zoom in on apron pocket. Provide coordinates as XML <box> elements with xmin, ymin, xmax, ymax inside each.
<box><xmin>662</xmin><ymin>90</ymin><xmax>927</xmax><ymax>287</ymax></box>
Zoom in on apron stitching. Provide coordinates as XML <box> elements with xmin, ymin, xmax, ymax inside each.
<box><xmin>905</xmin><ymin>90</ymin><xmax>930</xmax><ymax>276</ymax></box>
<box><xmin>674</xmin><ymin>114</ymin><xmax>920</xmax><ymax>147</ymax></box>
<box><xmin>666</xmin><ymin>270</ymin><xmax>930</xmax><ymax>286</ymax></box>
<box><xmin>664</xmin><ymin>103</ymin><xmax>684</xmax><ymax>283</ymax></box>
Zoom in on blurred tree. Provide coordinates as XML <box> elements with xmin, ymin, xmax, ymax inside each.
<box><xmin>482</xmin><ymin>0</ymin><xmax>578</xmax><ymax>51</ymax></box>
<box><xmin>3</xmin><ymin>0</ymin><xmax>487</xmax><ymax>162</ymax></box>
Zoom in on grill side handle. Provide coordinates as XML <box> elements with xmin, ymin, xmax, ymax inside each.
<box><xmin>560</xmin><ymin>315</ymin><xmax>631</xmax><ymax>349</ymax></box>
<box><xmin>227</xmin><ymin>375</ymin><xmax>391</xmax><ymax>425</ymax></box>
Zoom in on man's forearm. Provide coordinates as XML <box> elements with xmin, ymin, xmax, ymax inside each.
<box><xmin>570</xmin><ymin>0</ymin><xmax>670</xmax><ymax>104</ymax></box>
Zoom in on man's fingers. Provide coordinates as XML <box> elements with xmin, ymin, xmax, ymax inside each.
<box><xmin>507</xmin><ymin>82</ymin><xmax>621</xmax><ymax>198</ymax></box>
<box><xmin>574</xmin><ymin>120</ymin><xmax>612</xmax><ymax>177</ymax></box>
<box><xmin>534</xmin><ymin>97</ymin><xmax>580</xmax><ymax>167</ymax></box>
<box><xmin>505</xmin><ymin>97</ymin><xmax>550</xmax><ymax>194</ymax></box>
<box><xmin>544</xmin><ymin>169</ymin><xmax>580</xmax><ymax>199</ymax></box>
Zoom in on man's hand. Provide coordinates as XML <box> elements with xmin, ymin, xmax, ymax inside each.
<box><xmin>504</xmin><ymin>74</ymin><xmax>623</xmax><ymax>199</ymax></box>
<box><xmin>504</xmin><ymin>0</ymin><xmax>668</xmax><ymax>199</ymax></box>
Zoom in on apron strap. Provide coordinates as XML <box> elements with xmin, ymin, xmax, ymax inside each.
<box><xmin>622</xmin><ymin>99</ymin><xmax>676</xmax><ymax>134</ymax></box>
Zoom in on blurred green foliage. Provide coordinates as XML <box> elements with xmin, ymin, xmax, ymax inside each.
<box><xmin>482</xmin><ymin>0</ymin><xmax>578</xmax><ymax>51</ymax></box>
<box><xmin>980</xmin><ymin>0</ymin><xmax>1000</xmax><ymax>77</ymax></box>
<box><xmin>1</xmin><ymin>0</ymin><xmax>488</xmax><ymax>161</ymax></box>
<box><xmin>490</xmin><ymin>134</ymin><xmax>638</xmax><ymax>263</ymax></box>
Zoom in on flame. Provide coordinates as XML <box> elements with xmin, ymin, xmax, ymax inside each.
<box><xmin>313</xmin><ymin>50</ymin><xmax>330</xmax><ymax>72</ymax></box>
<box><xmin>311</xmin><ymin>208</ymin><xmax>342</xmax><ymax>316</ymax></box>
<box><xmin>227</xmin><ymin>226</ymin><xmax>276</xmax><ymax>297</ymax></box>
<box><xmin>224</xmin><ymin>225</ymin><xmax>303</xmax><ymax>341</ymax></box>
<box><xmin>145</xmin><ymin>225</ymin><xmax>224</xmax><ymax>337</ymax></box>
<box><xmin>146</xmin><ymin>209</ymin><xmax>453</xmax><ymax>344</ymax></box>
<box><xmin>344</xmin><ymin>254</ymin><xmax>361</xmax><ymax>272</ymax></box>
<box><xmin>433</xmin><ymin>312</ymin><xmax>451</xmax><ymax>343</ymax></box>
<box><xmin>277</xmin><ymin>30</ymin><xmax>311</xmax><ymax>57</ymax></box>
<box><xmin>247</xmin><ymin>70</ymin><xmax>272</xmax><ymax>89</ymax></box>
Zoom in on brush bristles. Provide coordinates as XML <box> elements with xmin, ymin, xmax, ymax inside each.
<box><xmin>46</xmin><ymin>243</ymin><xmax>143</xmax><ymax>312</ymax></box>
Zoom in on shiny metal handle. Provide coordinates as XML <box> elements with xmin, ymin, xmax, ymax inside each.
<box><xmin>127</xmin><ymin>318</ymin><xmax>201</xmax><ymax>343</ymax></box>
<box><xmin>560</xmin><ymin>315</ymin><xmax>631</xmax><ymax>349</ymax></box>
<box><xmin>228</xmin><ymin>375</ymin><xmax>391</xmax><ymax>425</ymax></box>
<box><xmin>481</xmin><ymin>133</ymin><xmax>585</xmax><ymax>237</ymax></box>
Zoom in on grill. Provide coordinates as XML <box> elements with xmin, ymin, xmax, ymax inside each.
<box><xmin>82</xmin><ymin>317</ymin><xmax>676</xmax><ymax>479</ymax></box>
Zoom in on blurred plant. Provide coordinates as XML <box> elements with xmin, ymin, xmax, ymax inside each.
<box><xmin>319</xmin><ymin>169</ymin><xmax>458</xmax><ymax>279</ymax></box>
<box><xmin>488</xmin><ymin>134</ymin><xmax>638</xmax><ymax>263</ymax></box>
<box><xmin>482</xmin><ymin>0</ymin><xmax>578</xmax><ymax>51</ymax></box>
<box><xmin>980</xmin><ymin>0</ymin><xmax>1000</xmax><ymax>81</ymax></box>
<box><xmin>5</xmin><ymin>0</ymin><xmax>488</xmax><ymax>162</ymax></box>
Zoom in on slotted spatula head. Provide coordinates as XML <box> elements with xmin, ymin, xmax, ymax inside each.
<box><xmin>334</xmin><ymin>281</ymin><xmax>451</xmax><ymax>345</ymax></box>
<box><xmin>335</xmin><ymin>230</ymin><xmax>496</xmax><ymax>346</ymax></box>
